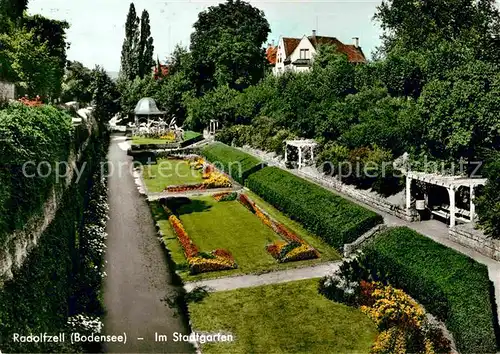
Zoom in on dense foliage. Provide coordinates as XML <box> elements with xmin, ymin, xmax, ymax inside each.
<box><xmin>359</xmin><ymin>227</ymin><xmax>498</xmax><ymax>353</ymax></box>
<box><xmin>120</xmin><ymin>3</ymin><xmax>154</xmax><ymax>81</ymax></box>
<box><xmin>475</xmin><ymin>156</ymin><xmax>500</xmax><ymax>238</ymax></box>
<box><xmin>0</xmin><ymin>129</ymin><xmax>109</xmax><ymax>353</ymax></box>
<box><xmin>201</xmin><ymin>142</ymin><xmax>264</xmax><ymax>184</ymax></box>
<box><xmin>246</xmin><ymin>167</ymin><xmax>383</xmax><ymax>250</ymax></box>
<box><xmin>0</xmin><ymin>104</ymin><xmax>73</xmax><ymax>243</ymax></box>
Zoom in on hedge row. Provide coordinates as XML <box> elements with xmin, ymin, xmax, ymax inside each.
<box><xmin>362</xmin><ymin>227</ymin><xmax>499</xmax><ymax>353</ymax></box>
<box><xmin>201</xmin><ymin>142</ymin><xmax>264</xmax><ymax>184</ymax></box>
<box><xmin>0</xmin><ymin>103</ymin><xmax>74</xmax><ymax>245</ymax></box>
<box><xmin>246</xmin><ymin>167</ymin><xmax>383</xmax><ymax>250</ymax></box>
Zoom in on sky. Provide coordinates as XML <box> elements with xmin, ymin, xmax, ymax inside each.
<box><xmin>28</xmin><ymin>0</ymin><xmax>384</xmax><ymax>72</ymax></box>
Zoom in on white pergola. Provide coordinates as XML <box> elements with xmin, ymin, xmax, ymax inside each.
<box><xmin>405</xmin><ymin>171</ymin><xmax>487</xmax><ymax>227</ymax></box>
<box><xmin>208</xmin><ymin>119</ymin><xmax>219</xmax><ymax>135</ymax></box>
<box><xmin>285</xmin><ymin>139</ymin><xmax>317</xmax><ymax>169</ymax></box>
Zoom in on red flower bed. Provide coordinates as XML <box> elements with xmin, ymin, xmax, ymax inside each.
<box><xmin>238</xmin><ymin>193</ymin><xmax>255</xmax><ymax>212</ymax></box>
<box><xmin>212</xmin><ymin>248</ymin><xmax>235</xmax><ymax>262</ymax></box>
<box><xmin>165</xmin><ymin>184</ymin><xmax>206</xmax><ymax>193</ymax></box>
<box><xmin>169</xmin><ymin>215</ymin><xmax>199</xmax><ymax>258</ymax></box>
<box><xmin>274</xmin><ymin>222</ymin><xmax>303</xmax><ymax>244</ymax></box>
<box><xmin>18</xmin><ymin>95</ymin><xmax>42</xmax><ymax>107</ymax></box>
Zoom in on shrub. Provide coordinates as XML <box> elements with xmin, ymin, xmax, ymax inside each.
<box><xmin>0</xmin><ymin>104</ymin><xmax>74</xmax><ymax>244</ymax></box>
<box><xmin>201</xmin><ymin>142</ymin><xmax>264</xmax><ymax>184</ymax></box>
<box><xmin>246</xmin><ymin>167</ymin><xmax>383</xmax><ymax>249</ymax></box>
<box><xmin>361</xmin><ymin>227</ymin><xmax>499</xmax><ymax>353</ymax></box>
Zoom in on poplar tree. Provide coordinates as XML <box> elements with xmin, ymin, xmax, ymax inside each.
<box><xmin>120</xmin><ymin>3</ymin><xmax>140</xmax><ymax>80</ymax></box>
<box><xmin>138</xmin><ymin>9</ymin><xmax>154</xmax><ymax>79</ymax></box>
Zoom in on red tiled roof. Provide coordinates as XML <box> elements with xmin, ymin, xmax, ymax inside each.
<box><xmin>308</xmin><ymin>35</ymin><xmax>367</xmax><ymax>63</ymax></box>
<box><xmin>282</xmin><ymin>37</ymin><xmax>301</xmax><ymax>57</ymax></box>
<box><xmin>266</xmin><ymin>46</ymin><xmax>277</xmax><ymax>65</ymax></box>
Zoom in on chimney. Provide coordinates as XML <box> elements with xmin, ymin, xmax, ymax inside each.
<box><xmin>272</xmin><ymin>39</ymin><xmax>275</xmax><ymax>47</ymax></box>
<box><xmin>312</xmin><ymin>29</ymin><xmax>317</xmax><ymax>40</ymax></box>
<box><xmin>353</xmin><ymin>37</ymin><xmax>359</xmax><ymax>47</ymax></box>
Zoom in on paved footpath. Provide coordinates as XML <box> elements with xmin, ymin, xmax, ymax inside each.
<box><xmin>103</xmin><ymin>136</ymin><xmax>194</xmax><ymax>353</ymax></box>
<box><xmin>184</xmin><ymin>261</ymin><xmax>340</xmax><ymax>293</ymax></box>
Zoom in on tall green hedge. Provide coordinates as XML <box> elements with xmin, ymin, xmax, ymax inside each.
<box><xmin>362</xmin><ymin>227</ymin><xmax>499</xmax><ymax>353</ymax></box>
<box><xmin>201</xmin><ymin>142</ymin><xmax>264</xmax><ymax>184</ymax></box>
<box><xmin>246</xmin><ymin>167</ymin><xmax>383</xmax><ymax>250</ymax></box>
<box><xmin>0</xmin><ymin>103</ymin><xmax>74</xmax><ymax>244</ymax></box>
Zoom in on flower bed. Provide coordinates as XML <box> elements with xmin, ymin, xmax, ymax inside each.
<box><xmin>238</xmin><ymin>193</ymin><xmax>319</xmax><ymax>263</ymax></box>
<box><xmin>319</xmin><ymin>261</ymin><xmax>452</xmax><ymax>354</ymax></box>
<box><xmin>163</xmin><ymin>205</ymin><xmax>237</xmax><ymax>274</ymax></box>
<box><xmin>164</xmin><ymin>157</ymin><xmax>232</xmax><ymax>192</ymax></box>
<box><xmin>213</xmin><ymin>192</ymin><xmax>237</xmax><ymax>202</ymax></box>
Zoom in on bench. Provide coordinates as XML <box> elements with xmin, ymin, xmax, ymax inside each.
<box><xmin>431</xmin><ymin>205</ymin><xmax>471</xmax><ymax>224</ymax></box>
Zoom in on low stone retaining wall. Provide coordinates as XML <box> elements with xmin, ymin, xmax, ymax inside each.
<box><xmin>343</xmin><ymin>224</ymin><xmax>388</xmax><ymax>257</ymax></box>
<box><xmin>296</xmin><ymin>169</ymin><xmax>416</xmax><ymax>222</ymax></box>
<box><xmin>449</xmin><ymin>224</ymin><xmax>500</xmax><ymax>261</ymax></box>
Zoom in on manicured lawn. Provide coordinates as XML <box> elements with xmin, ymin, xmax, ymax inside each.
<box><xmin>143</xmin><ymin>159</ymin><xmax>203</xmax><ymax>192</ymax></box>
<box><xmin>188</xmin><ymin>278</ymin><xmax>377</xmax><ymax>354</ymax></box>
<box><xmin>150</xmin><ymin>194</ymin><xmax>341</xmax><ymax>281</ymax></box>
<box><xmin>132</xmin><ymin>130</ymin><xmax>201</xmax><ymax>145</ymax></box>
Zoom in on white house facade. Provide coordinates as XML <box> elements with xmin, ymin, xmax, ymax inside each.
<box><xmin>272</xmin><ymin>31</ymin><xmax>366</xmax><ymax>75</ymax></box>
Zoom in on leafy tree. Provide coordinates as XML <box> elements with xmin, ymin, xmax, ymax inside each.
<box><xmin>185</xmin><ymin>84</ymin><xmax>239</xmax><ymax>130</ymax></box>
<box><xmin>475</xmin><ymin>156</ymin><xmax>500</xmax><ymax>238</ymax></box>
<box><xmin>23</xmin><ymin>15</ymin><xmax>69</xmax><ymax>97</ymax></box>
<box><xmin>138</xmin><ymin>9</ymin><xmax>154</xmax><ymax>79</ymax></box>
<box><xmin>190</xmin><ymin>0</ymin><xmax>270</xmax><ymax>92</ymax></box>
<box><xmin>90</xmin><ymin>66</ymin><xmax>120</xmax><ymax>122</ymax></box>
<box><xmin>120</xmin><ymin>3</ymin><xmax>140</xmax><ymax>80</ymax></box>
<box><xmin>0</xmin><ymin>27</ymin><xmax>59</xmax><ymax>98</ymax></box>
<box><xmin>61</xmin><ymin>61</ymin><xmax>93</xmax><ymax>104</ymax></box>
<box><xmin>0</xmin><ymin>0</ymin><xmax>28</xmax><ymax>22</ymax></box>
<box><xmin>418</xmin><ymin>60</ymin><xmax>500</xmax><ymax>161</ymax></box>
<box><xmin>375</xmin><ymin>0</ymin><xmax>500</xmax><ymax>62</ymax></box>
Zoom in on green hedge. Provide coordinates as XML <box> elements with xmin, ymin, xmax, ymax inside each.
<box><xmin>0</xmin><ymin>103</ymin><xmax>74</xmax><ymax>245</ymax></box>
<box><xmin>362</xmin><ymin>227</ymin><xmax>499</xmax><ymax>353</ymax></box>
<box><xmin>246</xmin><ymin>167</ymin><xmax>383</xmax><ymax>249</ymax></box>
<box><xmin>201</xmin><ymin>142</ymin><xmax>264</xmax><ymax>184</ymax></box>
<box><xmin>0</xmin><ymin>132</ymin><xmax>107</xmax><ymax>353</ymax></box>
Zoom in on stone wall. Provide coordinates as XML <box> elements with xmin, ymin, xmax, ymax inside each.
<box><xmin>0</xmin><ymin>81</ymin><xmax>15</xmax><ymax>100</ymax></box>
<box><xmin>0</xmin><ymin>111</ymin><xmax>99</xmax><ymax>284</ymax></box>
<box><xmin>343</xmin><ymin>224</ymin><xmax>388</xmax><ymax>257</ymax></box>
<box><xmin>449</xmin><ymin>224</ymin><xmax>500</xmax><ymax>261</ymax></box>
<box><xmin>296</xmin><ymin>169</ymin><xmax>416</xmax><ymax>222</ymax></box>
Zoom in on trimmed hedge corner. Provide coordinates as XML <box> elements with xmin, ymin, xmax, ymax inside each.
<box><xmin>201</xmin><ymin>142</ymin><xmax>264</xmax><ymax>184</ymax></box>
<box><xmin>246</xmin><ymin>167</ymin><xmax>383</xmax><ymax>250</ymax></box>
<box><xmin>362</xmin><ymin>227</ymin><xmax>499</xmax><ymax>354</ymax></box>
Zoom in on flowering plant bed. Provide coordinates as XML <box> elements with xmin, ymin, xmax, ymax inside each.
<box><xmin>164</xmin><ymin>157</ymin><xmax>232</xmax><ymax>192</ymax></box>
<box><xmin>319</xmin><ymin>258</ymin><xmax>453</xmax><ymax>354</ymax></box>
<box><xmin>213</xmin><ymin>192</ymin><xmax>238</xmax><ymax>202</ymax></box>
<box><xmin>238</xmin><ymin>193</ymin><xmax>319</xmax><ymax>263</ymax></box>
<box><xmin>162</xmin><ymin>205</ymin><xmax>237</xmax><ymax>274</ymax></box>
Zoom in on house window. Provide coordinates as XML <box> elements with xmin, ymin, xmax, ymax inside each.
<box><xmin>300</xmin><ymin>49</ymin><xmax>309</xmax><ymax>59</ymax></box>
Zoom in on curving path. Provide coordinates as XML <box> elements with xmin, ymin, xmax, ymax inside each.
<box><xmin>103</xmin><ymin>135</ymin><xmax>194</xmax><ymax>353</ymax></box>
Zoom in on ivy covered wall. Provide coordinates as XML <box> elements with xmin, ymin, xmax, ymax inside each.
<box><xmin>0</xmin><ymin>105</ymin><xmax>109</xmax><ymax>352</ymax></box>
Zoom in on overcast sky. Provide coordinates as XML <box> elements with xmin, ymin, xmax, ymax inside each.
<box><xmin>28</xmin><ymin>0</ymin><xmax>385</xmax><ymax>72</ymax></box>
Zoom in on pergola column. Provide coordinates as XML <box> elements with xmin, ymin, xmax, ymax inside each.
<box><xmin>284</xmin><ymin>143</ymin><xmax>288</xmax><ymax>163</ymax></box>
<box><xmin>405</xmin><ymin>175</ymin><xmax>412</xmax><ymax>212</ymax></box>
<box><xmin>448</xmin><ymin>187</ymin><xmax>456</xmax><ymax>227</ymax></box>
<box><xmin>310</xmin><ymin>145</ymin><xmax>314</xmax><ymax>162</ymax></box>
<box><xmin>470</xmin><ymin>185</ymin><xmax>476</xmax><ymax>223</ymax></box>
<box><xmin>298</xmin><ymin>147</ymin><xmax>302</xmax><ymax>169</ymax></box>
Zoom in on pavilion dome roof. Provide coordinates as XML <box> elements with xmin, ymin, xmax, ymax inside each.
<box><xmin>134</xmin><ymin>97</ymin><xmax>164</xmax><ymax>115</ymax></box>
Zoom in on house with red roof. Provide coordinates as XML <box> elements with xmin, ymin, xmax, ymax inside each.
<box><xmin>271</xmin><ymin>30</ymin><xmax>366</xmax><ymax>75</ymax></box>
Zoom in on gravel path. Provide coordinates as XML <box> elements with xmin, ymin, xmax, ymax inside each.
<box><xmin>102</xmin><ymin>136</ymin><xmax>194</xmax><ymax>353</ymax></box>
<box><xmin>184</xmin><ymin>261</ymin><xmax>340</xmax><ymax>293</ymax></box>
